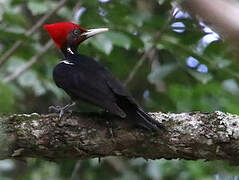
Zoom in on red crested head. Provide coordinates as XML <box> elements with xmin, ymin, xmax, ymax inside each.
<box><xmin>44</xmin><ymin>22</ymin><xmax>108</xmax><ymax>50</ymax></box>
<box><xmin>44</xmin><ymin>22</ymin><xmax>87</xmax><ymax>49</ymax></box>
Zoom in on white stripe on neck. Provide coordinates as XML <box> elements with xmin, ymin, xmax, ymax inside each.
<box><xmin>67</xmin><ymin>47</ymin><xmax>74</xmax><ymax>54</ymax></box>
<box><xmin>60</xmin><ymin>60</ymin><xmax>74</xmax><ymax>65</ymax></box>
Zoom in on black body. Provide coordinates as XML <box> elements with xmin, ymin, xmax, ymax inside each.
<box><xmin>53</xmin><ymin>48</ymin><xmax>161</xmax><ymax>130</ymax></box>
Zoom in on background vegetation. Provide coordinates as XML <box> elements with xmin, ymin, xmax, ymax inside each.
<box><xmin>0</xmin><ymin>0</ymin><xmax>239</xmax><ymax>179</ymax></box>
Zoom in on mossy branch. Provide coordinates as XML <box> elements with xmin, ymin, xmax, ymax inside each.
<box><xmin>0</xmin><ymin>111</ymin><xmax>239</xmax><ymax>165</ymax></box>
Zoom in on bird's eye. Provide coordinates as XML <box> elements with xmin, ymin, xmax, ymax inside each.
<box><xmin>72</xmin><ymin>29</ymin><xmax>81</xmax><ymax>36</ymax></box>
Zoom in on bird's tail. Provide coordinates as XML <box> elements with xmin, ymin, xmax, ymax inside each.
<box><xmin>133</xmin><ymin>107</ymin><xmax>163</xmax><ymax>131</ymax></box>
<box><xmin>115</xmin><ymin>94</ymin><xmax>163</xmax><ymax>131</ymax></box>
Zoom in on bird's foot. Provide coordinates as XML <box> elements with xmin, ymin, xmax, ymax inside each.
<box><xmin>49</xmin><ymin>102</ymin><xmax>76</xmax><ymax>119</ymax></box>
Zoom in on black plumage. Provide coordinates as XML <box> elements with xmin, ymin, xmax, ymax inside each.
<box><xmin>45</xmin><ymin>22</ymin><xmax>162</xmax><ymax>130</ymax></box>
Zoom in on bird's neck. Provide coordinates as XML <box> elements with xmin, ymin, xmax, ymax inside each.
<box><xmin>61</xmin><ymin>44</ymin><xmax>78</xmax><ymax>59</ymax></box>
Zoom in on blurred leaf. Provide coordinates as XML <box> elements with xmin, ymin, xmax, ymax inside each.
<box><xmin>81</xmin><ymin>0</ymin><xmax>99</xmax><ymax>6</ymax></box>
<box><xmin>168</xmin><ymin>83</ymin><xmax>223</xmax><ymax>112</ymax></box>
<box><xmin>222</xmin><ymin>79</ymin><xmax>239</xmax><ymax>95</ymax></box>
<box><xmin>104</xmin><ymin>47</ymin><xmax>136</xmax><ymax>77</ymax></box>
<box><xmin>0</xmin><ymin>29</ymin><xmax>27</xmax><ymax>41</ymax></box>
<box><xmin>18</xmin><ymin>70</ymin><xmax>46</xmax><ymax>96</ymax></box>
<box><xmin>0</xmin><ymin>82</ymin><xmax>15</xmax><ymax>113</ymax></box>
<box><xmin>103</xmin><ymin>2</ymin><xmax>131</xmax><ymax>25</ymax></box>
<box><xmin>127</xmin><ymin>12</ymin><xmax>151</xmax><ymax>27</ymax></box>
<box><xmin>188</xmin><ymin>70</ymin><xmax>213</xmax><ymax>84</ymax></box>
<box><xmin>148</xmin><ymin>63</ymin><xmax>178</xmax><ymax>83</ymax></box>
<box><xmin>212</xmin><ymin>57</ymin><xmax>231</xmax><ymax>69</ymax></box>
<box><xmin>106</xmin><ymin>31</ymin><xmax>131</xmax><ymax>49</ymax></box>
<box><xmin>6</xmin><ymin>57</ymin><xmax>46</xmax><ymax>96</ymax></box>
<box><xmin>80</xmin><ymin>7</ymin><xmax>106</xmax><ymax>27</ymax></box>
<box><xmin>27</xmin><ymin>1</ymin><xmax>57</xmax><ymax>15</ymax></box>
<box><xmin>43</xmin><ymin>80</ymin><xmax>65</xmax><ymax>100</ymax></box>
<box><xmin>2</xmin><ymin>12</ymin><xmax>28</xmax><ymax>27</ymax></box>
<box><xmin>57</xmin><ymin>7</ymin><xmax>73</xmax><ymax>19</ymax></box>
<box><xmin>146</xmin><ymin>160</ymin><xmax>161</xmax><ymax>179</ymax></box>
<box><xmin>6</xmin><ymin>56</ymin><xmax>25</xmax><ymax>73</ymax></box>
<box><xmin>89</xmin><ymin>34</ymin><xmax>113</xmax><ymax>55</ymax></box>
<box><xmin>10</xmin><ymin>0</ymin><xmax>28</xmax><ymax>6</ymax></box>
<box><xmin>204</xmin><ymin>40</ymin><xmax>226</xmax><ymax>57</ymax></box>
<box><xmin>124</xmin><ymin>32</ymin><xmax>144</xmax><ymax>49</ymax></box>
<box><xmin>144</xmin><ymin>14</ymin><xmax>167</xmax><ymax>29</ymax></box>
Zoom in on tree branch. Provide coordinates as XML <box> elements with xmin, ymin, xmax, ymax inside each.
<box><xmin>1</xmin><ymin>111</ymin><xmax>239</xmax><ymax>164</ymax></box>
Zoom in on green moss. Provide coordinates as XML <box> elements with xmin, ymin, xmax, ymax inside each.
<box><xmin>10</xmin><ymin>113</ymin><xmax>40</xmax><ymax>122</ymax></box>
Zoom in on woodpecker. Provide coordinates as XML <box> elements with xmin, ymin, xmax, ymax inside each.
<box><xmin>44</xmin><ymin>22</ymin><xmax>162</xmax><ymax>130</ymax></box>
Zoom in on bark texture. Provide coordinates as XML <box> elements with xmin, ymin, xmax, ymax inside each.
<box><xmin>0</xmin><ymin>111</ymin><xmax>239</xmax><ymax>164</ymax></box>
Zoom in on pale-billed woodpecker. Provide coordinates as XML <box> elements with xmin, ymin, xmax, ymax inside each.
<box><xmin>44</xmin><ymin>22</ymin><xmax>162</xmax><ymax>130</ymax></box>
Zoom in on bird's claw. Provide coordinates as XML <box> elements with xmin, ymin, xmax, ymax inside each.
<box><xmin>59</xmin><ymin>109</ymin><xmax>64</xmax><ymax>120</ymax></box>
<box><xmin>48</xmin><ymin>105</ymin><xmax>61</xmax><ymax>112</ymax></box>
<box><xmin>48</xmin><ymin>102</ymin><xmax>76</xmax><ymax>120</ymax></box>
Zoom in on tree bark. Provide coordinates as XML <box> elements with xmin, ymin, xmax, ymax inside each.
<box><xmin>0</xmin><ymin>111</ymin><xmax>239</xmax><ymax>164</ymax></box>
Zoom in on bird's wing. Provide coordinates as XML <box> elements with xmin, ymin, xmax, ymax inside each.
<box><xmin>101</xmin><ymin>68</ymin><xmax>138</xmax><ymax>105</ymax></box>
<box><xmin>54</xmin><ymin>61</ymin><xmax>126</xmax><ymax>118</ymax></box>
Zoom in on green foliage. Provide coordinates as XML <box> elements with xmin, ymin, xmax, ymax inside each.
<box><xmin>27</xmin><ymin>1</ymin><xmax>57</xmax><ymax>15</ymax></box>
<box><xmin>2</xmin><ymin>12</ymin><xmax>28</xmax><ymax>28</ymax></box>
<box><xmin>0</xmin><ymin>0</ymin><xmax>239</xmax><ymax>179</ymax></box>
<box><xmin>0</xmin><ymin>82</ymin><xmax>15</xmax><ymax>112</ymax></box>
